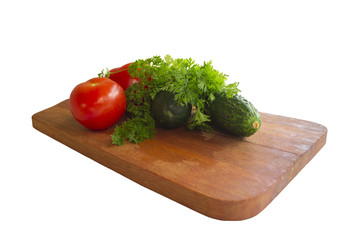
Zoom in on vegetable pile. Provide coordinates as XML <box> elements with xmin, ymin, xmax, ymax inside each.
<box><xmin>69</xmin><ymin>55</ymin><xmax>261</xmax><ymax>146</ymax></box>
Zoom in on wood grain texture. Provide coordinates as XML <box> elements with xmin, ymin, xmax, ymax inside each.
<box><xmin>32</xmin><ymin>100</ymin><xmax>327</xmax><ymax>220</ymax></box>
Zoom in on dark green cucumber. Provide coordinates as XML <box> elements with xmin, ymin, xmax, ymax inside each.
<box><xmin>151</xmin><ymin>91</ymin><xmax>192</xmax><ymax>129</ymax></box>
<box><xmin>208</xmin><ymin>93</ymin><xmax>261</xmax><ymax>137</ymax></box>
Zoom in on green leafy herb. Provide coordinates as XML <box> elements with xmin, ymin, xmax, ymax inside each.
<box><xmin>111</xmin><ymin>55</ymin><xmax>240</xmax><ymax>145</ymax></box>
<box><xmin>112</xmin><ymin>113</ymin><xmax>155</xmax><ymax>145</ymax></box>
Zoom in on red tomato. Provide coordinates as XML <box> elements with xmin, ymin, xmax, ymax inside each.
<box><xmin>70</xmin><ymin>77</ymin><xmax>126</xmax><ymax>130</ymax></box>
<box><xmin>108</xmin><ymin>63</ymin><xmax>140</xmax><ymax>90</ymax></box>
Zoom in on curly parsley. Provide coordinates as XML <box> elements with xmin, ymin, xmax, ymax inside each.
<box><xmin>111</xmin><ymin>55</ymin><xmax>240</xmax><ymax>145</ymax></box>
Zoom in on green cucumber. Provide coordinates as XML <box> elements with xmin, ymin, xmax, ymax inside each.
<box><xmin>151</xmin><ymin>91</ymin><xmax>192</xmax><ymax>129</ymax></box>
<box><xmin>208</xmin><ymin>93</ymin><xmax>261</xmax><ymax>137</ymax></box>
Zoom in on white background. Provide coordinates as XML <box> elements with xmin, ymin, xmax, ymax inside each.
<box><xmin>1</xmin><ymin>0</ymin><xmax>359</xmax><ymax>239</ymax></box>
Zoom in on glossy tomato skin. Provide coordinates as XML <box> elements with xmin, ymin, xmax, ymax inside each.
<box><xmin>108</xmin><ymin>63</ymin><xmax>140</xmax><ymax>90</ymax></box>
<box><xmin>70</xmin><ymin>77</ymin><xmax>126</xmax><ymax>130</ymax></box>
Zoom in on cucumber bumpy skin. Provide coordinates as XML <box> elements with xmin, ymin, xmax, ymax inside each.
<box><xmin>151</xmin><ymin>91</ymin><xmax>192</xmax><ymax>129</ymax></box>
<box><xmin>208</xmin><ymin>93</ymin><xmax>261</xmax><ymax>137</ymax></box>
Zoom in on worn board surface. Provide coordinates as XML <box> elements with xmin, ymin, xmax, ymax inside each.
<box><xmin>32</xmin><ymin>100</ymin><xmax>327</xmax><ymax>220</ymax></box>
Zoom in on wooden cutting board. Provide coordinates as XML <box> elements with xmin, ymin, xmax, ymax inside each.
<box><xmin>32</xmin><ymin>100</ymin><xmax>327</xmax><ymax>220</ymax></box>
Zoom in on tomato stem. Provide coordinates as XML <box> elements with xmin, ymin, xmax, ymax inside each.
<box><xmin>109</xmin><ymin>69</ymin><xmax>127</xmax><ymax>75</ymax></box>
<box><xmin>98</xmin><ymin>68</ymin><xmax>127</xmax><ymax>78</ymax></box>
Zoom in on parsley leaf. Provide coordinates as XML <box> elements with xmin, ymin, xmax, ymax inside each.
<box><xmin>111</xmin><ymin>55</ymin><xmax>240</xmax><ymax>145</ymax></box>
